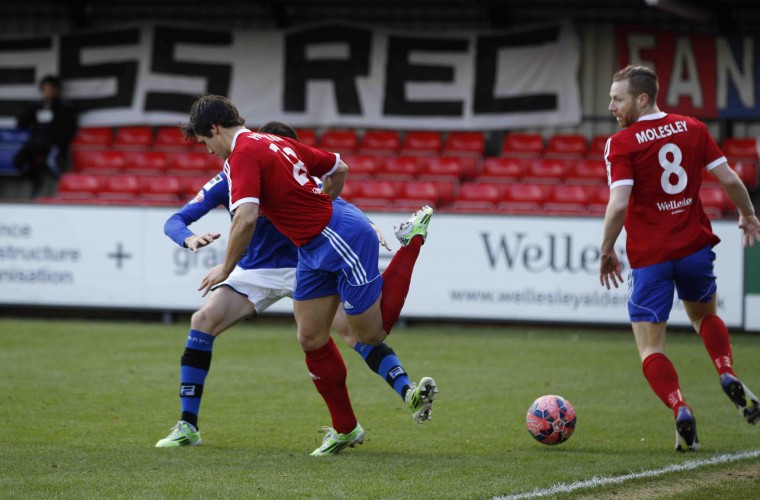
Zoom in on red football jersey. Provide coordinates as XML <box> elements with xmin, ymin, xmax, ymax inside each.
<box><xmin>606</xmin><ymin>112</ymin><xmax>724</xmax><ymax>268</ymax></box>
<box><xmin>224</xmin><ymin>129</ymin><xmax>340</xmax><ymax>246</ymax></box>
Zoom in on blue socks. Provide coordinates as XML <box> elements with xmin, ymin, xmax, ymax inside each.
<box><xmin>354</xmin><ymin>341</ymin><xmax>411</xmax><ymax>400</ymax></box>
<box><xmin>179</xmin><ymin>329</ymin><xmax>215</xmax><ymax>429</ymax></box>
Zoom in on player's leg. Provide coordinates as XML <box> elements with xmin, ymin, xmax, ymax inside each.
<box><xmin>155</xmin><ymin>285</ymin><xmax>255</xmax><ymax>448</ymax></box>
<box><xmin>295</xmin><ymin>295</ymin><xmax>363</xmax><ymax>456</ymax></box>
<box><xmin>677</xmin><ymin>247</ymin><xmax>760</xmax><ymax>424</ymax></box>
<box><xmin>328</xmin><ymin>202</ymin><xmax>438</xmax><ymax>423</ymax></box>
<box><xmin>380</xmin><ymin>205</ymin><xmax>433</xmax><ymax>333</ymax></box>
<box><xmin>333</xmin><ymin>306</ymin><xmax>417</xmax><ymax>408</ymax></box>
<box><xmin>629</xmin><ymin>261</ymin><xmax>698</xmax><ymax>451</ymax></box>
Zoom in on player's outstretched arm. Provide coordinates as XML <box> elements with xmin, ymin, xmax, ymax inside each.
<box><xmin>710</xmin><ymin>163</ymin><xmax>760</xmax><ymax>247</ymax></box>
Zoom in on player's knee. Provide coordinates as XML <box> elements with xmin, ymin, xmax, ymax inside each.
<box><xmin>190</xmin><ymin>307</ymin><xmax>223</xmax><ymax>335</ymax></box>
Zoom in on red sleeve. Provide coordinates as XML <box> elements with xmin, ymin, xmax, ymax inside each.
<box><xmin>228</xmin><ymin>149</ymin><xmax>262</xmax><ymax>212</ymax></box>
<box><xmin>606</xmin><ymin>134</ymin><xmax>634</xmax><ymax>188</ymax></box>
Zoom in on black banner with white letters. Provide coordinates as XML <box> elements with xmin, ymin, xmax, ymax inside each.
<box><xmin>0</xmin><ymin>22</ymin><xmax>581</xmax><ymax>130</ymax></box>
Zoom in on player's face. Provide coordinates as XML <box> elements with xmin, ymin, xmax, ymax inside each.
<box><xmin>608</xmin><ymin>79</ymin><xmax>638</xmax><ymax>128</ymax></box>
<box><xmin>195</xmin><ymin>126</ymin><xmax>230</xmax><ymax>159</ymax></box>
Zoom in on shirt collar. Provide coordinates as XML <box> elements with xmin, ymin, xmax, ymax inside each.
<box><xmin>637</xmin><ymin>111</ymin><xmax>667</xmax><ymax>123</ymax></box>
<box><xmin>230</xmin><ymin>127</ymin><xmax>251</xmax><ymax>152</ymax></box>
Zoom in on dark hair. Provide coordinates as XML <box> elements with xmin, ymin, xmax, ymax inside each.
<box><xmin>180</xmin><ymin>94</ymin><xmax>245</xmax><ymax>139</ymax></box>
<box><xmin>612</xmin><ymin>64</ymin><xmax>658</xmax><ymax>104</ymax></box>
<box><xmin>257</xmin><ymin>121</ymin><xmax>299</xmax><ymax>141</ymax></box>
<box><xmin>39</xmin><ymin>74</ymin><xmax>61</xmax><ymax>90</ymax></box>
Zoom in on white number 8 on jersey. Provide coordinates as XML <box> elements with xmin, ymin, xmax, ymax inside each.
<box><xmin>658</xmin><ymin>143</ymin><xmax>688</xmax><ymax>195</ymax></box>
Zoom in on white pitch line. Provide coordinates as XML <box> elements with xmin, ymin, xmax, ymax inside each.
<box><xmin>494</xmin><ymin>449</ymin><xmax>760</xmax><ymax>500</ymax></box>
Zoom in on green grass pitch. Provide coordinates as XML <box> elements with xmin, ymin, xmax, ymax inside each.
<box><xmin>1</xmin><ymin>317</ymin><xmax>759</xmax><ymax>498</ymax></box>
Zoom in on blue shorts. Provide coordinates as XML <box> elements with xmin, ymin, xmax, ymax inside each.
<box><xmin>293</xmin><ymin>201</ymin><xmax>383</xmax><ymax>315</ymax></box>
<box><xmin>627</xmin><ymin>245</ymin><xmax>717</xmax><ymax>323</ymax></box>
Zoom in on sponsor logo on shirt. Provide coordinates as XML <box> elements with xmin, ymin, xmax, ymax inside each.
<box><xmin>190</xmin><ymin>190</ymin><xmax>205</xmax><ymax>204</ymax></box>
<box><xmin>656</xmin><ymin>196</ymin><xmax>693</xmax><ymax>213</ymax></box>
<box><xmin>635</xmin><ymin>120</ymin><xmax>688</xmax><ymax>144</ymax></box>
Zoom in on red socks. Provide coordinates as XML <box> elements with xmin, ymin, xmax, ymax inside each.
<box><xmin>642</xmin><ymin>353</ymin><xmax>687</xmax><ymax>417</ymax></box>
<box><xmin>699</xmin><ymin>314</ymin><xmax>736</xmax><ymax>377</ymax></box>
<box><xmin>380</xmin><ymin>237</ymin><xmax>423</xmax><ymax>334</ymax></box>
<box><xmin>304</xmin><ymin>337</ymin><xmax>356</xmax><ymax>434</ymax></box>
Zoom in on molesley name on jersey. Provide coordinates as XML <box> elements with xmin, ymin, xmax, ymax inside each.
<box><xmin>635</xmin><ymin>120</ymin><xmax>688</xmax><ymax>144</ymax></box>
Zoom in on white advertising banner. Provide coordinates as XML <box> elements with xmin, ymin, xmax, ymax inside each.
<box><xmin>0</xmin><ymin>22</ymin><xmax>581</xmax><ymax>130</ymax></box>
<box><xmin>0</xmin><ymin>204</ymin><xmax>746</xmax><ymax>328</ymax></box>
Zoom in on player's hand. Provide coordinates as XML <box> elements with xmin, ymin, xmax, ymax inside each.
<box><xmin>599</xmin><ymin>251</ymin><xmax>623</xmax><ymax>290</ymax></box>
<box><xmin>738</xmin><ymin>214</ymin><xmax>760</xmax><ymax>248</ymax></box>
<box><xmin>371</xmin><ymin>222</ymin><xmax>392</xmax><ymax>251</ymax></box>
<box><xmin>185</xmin><ymin>232</ymin><xmax>221</xmax><ymax>252</ymax></box>
<box><xmin>198</xmin><ymin>264</ymin><xmax>229</xmax><ymax>297</ymax></box>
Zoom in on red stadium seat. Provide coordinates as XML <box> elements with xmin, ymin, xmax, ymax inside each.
<box><xmin>122</xmin><ymin>151</ymin><xmax>169</xmax><ymax>175</ymax></box>
<box><xmin>166</xmin><ymin>151</ymin><xmax>214</xmax><ymax>177</ymax></box>
<box><xmin>445</xmin><ymin>181</ymin><xmax>497</xmax><ymax>213</ymax></box>
<box><xmin>422</xmin><ymin>178</ymin><xmax>458</xmax><ymax>205</ymax></box>
<box><xmin>584</xmin><ymin>184</ymin><xmax>610</xmax><ymax>216</ymax></box>
<box><xmin>358</xmin><ymin>130</ymin><xmax>400</xmax><ymax>156</ymax></box>
<box><xmin>443</xmin><ymin>131</ymin><xmax>485</xmax><ymax>156</ymax></box>
<box><xmin>566</xmin><ymin>159</ymin><xmax>607</xmax><ymax>185</ymax></box>
<box><xmin>476</xmin><ymin>157</ymin><xmax>525</xmax><ymax>183</ymax></box>
<box><xmin>543</xmin><ymin>184</ymin><xmax>588</xmax><ymax>215</ymax></box>
<box><xmin>377</xmin><ymin>155</ymin><xmax>420</xmax><ymax>180</ymax></box>
<box><xmin>99</xmin><ymin>174</ymin><xmax>142</xmax><ymax>199</ymax></box>
<box><xmin>155</xmin><ymin>127</ymin><xmax>190</xmax><ymax>150</ymax></box>
<box><xmin>400</xmin><ymin>131</ymin><xmax>442</xmax><ymax>156</ymax></box>
<box><xmin>721</xmin><ymin>137</ymin><xmax>758</xmax><ymax>161</ymax></box>
<box><xmin>497</xmin><ymin>183</ymin><xmax>547</xmax><ymax>215</ymax></box>
<box><xmin>143</xmin><ymin>175</ymin><xmax>182</xmax><ymax>196</ymax></box>
<box><xmin>73</xmin><ymin>150</ymin><xmax>126</xmax><ymax>175</ymax></box>
<box><xmin>455</xmin><ymin>183</ymin><xmax>501</xmax><ymax>203</ymax></box>
<box><xmin>699</xmin><ymin>187</ymin><xmax>727</xmax><ymax>218</ymax></box>
<box><xmin>71</xmin><ymin>127</ymin><xmax>113</xmax><ymax>150</ymax></box>
<box><xmin>522</xmin><ymin>159</ymin><xmax>567</xmax><ymax>184</ymax></box>
<box><xmin>113</xmin><ymin>126</ymin><xmax>154</xmax><ymax>149</ymax></box>
<box><xmin>396</xmin><ymin>180</ymin><xmax>440</xmax><ymax>208</ymax></box>
<box><xmin>179</xmin><ymin>176</ymin><xmax>209</xmax><ymax>198</ymax></box>
<box><xmin>545</xmin><ymin>134</ymin><xmax>588</xmax><ymax>159</ymax></box>
<box><xmin>318</xmin><ymin>129</ymin><xmax>358</xmax><ymax>155</ymax></box>
<box><xmin>586</xmin><ymin>135</ymin><xmax>609</xmax><ymax>161</ymax></box>
<box><xmin>500</xmin><ymin>132</ymin><xmax>544</xmax><ymax>159</ymax></box>
<box><xmin>291</xmin><ymin>128</ymin><xmax>315</xmax><ymax>147</ymax></box>
<box><xmin>57</xmin><ymin>173</ymin><xmax>101</xmax><ymax>196</ymax></box>
<box><xmin>418</xmin><ymin>156</ymin><xmax>465</xmax><ymax>180</ymax></box>
<box><xmin>733</xmin><ymin>160</ymin><xmax>759</xmax><ymax>191</ymax></box>
<box><xmin>342</xmin><ymin>154</ymin><xmax>382</xmax><ymax>178</ymax></box>
<box><xmin>356</xmin><ymin>180</ymin><xmax>398</xmax><ymax>201</ymax></box>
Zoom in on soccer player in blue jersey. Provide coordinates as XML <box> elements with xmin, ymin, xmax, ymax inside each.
<box><xmin>156</xmin><ymin>121</ymin><xmax>436</xmax><ymax>449</ymax></box>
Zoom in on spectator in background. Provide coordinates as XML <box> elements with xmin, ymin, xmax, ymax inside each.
<box><xmin>14</xmin><ymin>75</ymin><xmax>78</xmax><ymax>197</ymax></box>
<box><xmin>599</xmin><ymin>64</ymin><xmax>760</xmax><ymax>453</ymax></box>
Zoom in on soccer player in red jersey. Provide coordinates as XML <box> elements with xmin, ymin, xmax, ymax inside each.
<box><xmin>599</xmin><ymin>65</ymin><xmax>760</xmax><ymax>452</ymax></box>
<box><xmin>180</xmin><ymin>96</ymin><xmax>437</xmax><ymax>456</ymax></box>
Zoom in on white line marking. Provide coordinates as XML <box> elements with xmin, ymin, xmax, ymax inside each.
<box><xmin>494</xmin><ymin>449</ymin><xmax>760</xmax><ymax>500</ymax></box>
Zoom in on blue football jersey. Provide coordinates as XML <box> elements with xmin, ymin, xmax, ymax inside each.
<box><xmin>163</xmin><ymin>172</ymin><xmax>298</xmax><ymax>270</ymax></box>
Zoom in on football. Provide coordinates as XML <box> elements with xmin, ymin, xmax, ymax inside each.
<box><xmin>525</xmin><ymin>394</ymin><xmax>577</xmax><ymax>445</ymax></box>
